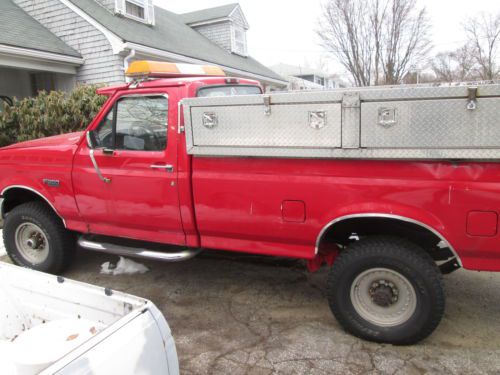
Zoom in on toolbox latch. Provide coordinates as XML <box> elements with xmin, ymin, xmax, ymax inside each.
<box><xmin>466</xmin><ymin>87</ymin><xmax>478</xmax><ymax>111</ymax></box>
<box><xmin>263</xmin><ymin>95</ymin><xmax>271</xmax><ymax>116</ymax></box>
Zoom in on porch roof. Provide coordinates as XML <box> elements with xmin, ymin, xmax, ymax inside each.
<box><xmin>0</xmin><ymin>0</ymin><xmax>81</xmax><ymax>58</ymax></box>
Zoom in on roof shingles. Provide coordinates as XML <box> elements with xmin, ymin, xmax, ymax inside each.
<box><xmin>0</xmin><ymin>0</ymin><xmax>81</xmax><ymax>57</ymax></box>
<box><xmin>68</xmin><ymin>0</ymin><xmax>284</xmax><ymax>83</ymax></box>
<box><xmin>180</xmin><ymin>3</ymin><xmax>238</xmax><ymax>24</ymax></box>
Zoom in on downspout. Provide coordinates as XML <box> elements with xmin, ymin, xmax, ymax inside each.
<box><xmin>123</xmin><ymin>49</ymin><xmax>136</xmax><ymax>83</ymax></box>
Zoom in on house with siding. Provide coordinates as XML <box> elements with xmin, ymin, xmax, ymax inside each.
<box><xmin>0</xmin><ymin>0</ymin><xmax>286</xmax><ymax>101</ymax></box>
<box><xmin>270</xmin><ymin>63</ymin><xmax>344</xmax><ymax>91</ymax></box>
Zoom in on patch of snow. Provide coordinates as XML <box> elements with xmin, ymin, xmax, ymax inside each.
<box><xmin>0</xmin><ymin>230</ymin><xmax>6</xmax><ymax>257</ymax></box>
<box><xmin>100</xmin><ymin>257</ymin><xmax>149</xmax><ymax>276</ymax></box>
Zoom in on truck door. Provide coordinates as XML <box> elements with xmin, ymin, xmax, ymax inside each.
<box><xmin>72</xmin><ymin>91</ymin><xmax>185</xmax><ymax>246</ymax></box>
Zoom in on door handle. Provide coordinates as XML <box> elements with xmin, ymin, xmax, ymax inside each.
<box><xmin>150</xmin><ymin>164</ymin><xmax>174</xmax><ymax>173</ymax></box>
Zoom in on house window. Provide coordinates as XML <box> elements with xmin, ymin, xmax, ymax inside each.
<box><xmin>115</xmin><ymin>0</ymin><xmax>154</xmax><ymax>25</ymax></box>
<box><xmin>126</xmin><ymin>1</ymin><xmax>144</xmax><ymax>19</ymax></box>
<box><xmin>231</xmin><ymin>26</ymin><xmax>247</xmax><ymax>56</ymax></box>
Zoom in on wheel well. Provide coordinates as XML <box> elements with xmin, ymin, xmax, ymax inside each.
<box><xmin>1</xmin><ymin>188</ymin><xmax>61</xmax><ymax>223</ymax></box>
<box><xmin>318</xmin><ymin>216</ymin><xmax>456</xmax><ymax>262</ymax></box>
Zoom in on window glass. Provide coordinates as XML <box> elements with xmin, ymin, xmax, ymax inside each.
<box><xmin>94</xmin><ymin>108</ymin><xmax>114</xmax><ymax>149</ymax></box>
<box><xmin>125</xmin><ymin>1</ymin><xmax>145</xmax><ymax>19</ymax></box>
<box><xmin>232</xmin><ymin>26</ymin><xmax>247</xmax><ymax>56</ymax></box>
<box><xmin>115</xmin><ymin>96</ymin><xmax>168</xmax><ymax>151</ymax></box>
<box><xmin>197</xmin><ymin>85</ymin><xmax>261</xmax><ymax>97</ymax></box>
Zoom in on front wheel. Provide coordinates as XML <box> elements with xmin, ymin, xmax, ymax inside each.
<box><xmin>327</xmin><ymin>236</ymin><xmax>445</xmax><ymax>345</ymax></box>
<box><xmin>3</xmin><ymin>202</ymin><xmax>75</xmax><ymax>274</ymax></box>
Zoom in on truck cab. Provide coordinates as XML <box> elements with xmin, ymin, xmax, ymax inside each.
<box><xmin>74</xmin><ymin>67</ymin><xmax>261</xmax><ymax>249</ymax></box>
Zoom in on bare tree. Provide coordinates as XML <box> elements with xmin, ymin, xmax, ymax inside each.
<box><xmin>317</xmin><ymin>0</ymin><xmax>375</xmax><ymax>86</ymax></box>
<box><xmin>464</xmin><ymin>13</ymin><xmax>500</xmax><ymax>80</ymax></box>
<box><xmin>317</xmin><ymin>0</ymin><xmax>431</xmax><ymax>86</ymax></box>
<box><xmin>452</xmin><ymin>45</ymin><xmax>476</xmax><ymax>81</ymax></box>
<box><xmin>431</xmin><ymin>52</ymin><xmax>455</xmax><ymax>82</ymax></box>
<box><xmin>431</xmin><ymin>45</ymin><xmax>478</xmax><ymax>83</ymax></box>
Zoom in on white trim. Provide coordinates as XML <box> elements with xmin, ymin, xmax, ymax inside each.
<box><xmin>1</xmin><ymin>185</ymin><xmax>66</xmax><ymax>227</ymax></box>
<box><xmin>124</xmin><ymin>42</ymin><xmax>288</xmax><ymax>85</ymax></box>
<box><xmin>58</xmin><ymin>0</ymin><xmax>125</xmax><ymax>54</ymax></box>
<box><xmin>119</xmin><ymin>0</ymin><xmax>155</xmax><ymax>25</ymax></box>
<box><xmin>0</xmin><ymin>55</ymin><xmax>77</xmax><ymax>75</ymax></box>
<box><xmin>0</xmin><ymin>44</ymin><xmax>83</xmax><ymax>65</ymax></box>
<box><xmin>314</xmin><ymin>213</ymin><xmax>462</xmax><ymax>266</ymax></box>
<box><xmin>231</xmin><ymin>24</ymin><xmax>247</xmax><ymax>57</ymax></box>
<box><xmin>186</xmin><ymin>17</ymin><xmax>231</xmax><ymax>28</ymax></box>
<box><xmin>228</xmin><ymin>4</ymin><xmax>249</xmax><ymax>29</ymax></box>
<box><xmin>123</xmin><ymin>49</ymin><xmax>136</xmax><ymax>83</ymax></box>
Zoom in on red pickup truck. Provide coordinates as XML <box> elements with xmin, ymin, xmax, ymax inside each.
<box><xmin>1</xmin><ymin>61</ymin><xmax>499</xmax><ymax>345</ymax></box>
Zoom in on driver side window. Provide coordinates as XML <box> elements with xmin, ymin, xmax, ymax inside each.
<box><xmin>94</xmin><ymin>95</ymin><xmax>168</xmax><ymax>151</ymax></box>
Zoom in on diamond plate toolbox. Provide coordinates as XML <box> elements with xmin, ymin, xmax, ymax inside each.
<box><xmin>182</xmin><ymin>84</ymin><xmax>500</xmax><ymax>160</ymax></box>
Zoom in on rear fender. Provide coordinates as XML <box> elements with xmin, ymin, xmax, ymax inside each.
<box><xmin>311</xmin><ymin>204</ymin><xmax>461</xmax><ymax>271</ymax></box>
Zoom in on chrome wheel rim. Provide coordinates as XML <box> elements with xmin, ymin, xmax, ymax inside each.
<box><xmin>14</xmin><ymin>223</ymin><xmax>49</xmax><ymax>265</ymax></box>
<box><xmin>350</xmin><ymin>268</ymin><xmax>417</xmax><ymax>327</ymax></box>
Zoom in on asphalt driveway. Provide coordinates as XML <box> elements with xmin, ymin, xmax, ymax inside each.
<box><xmin>1</xmin><ymin>248</ymin><xmax>500</xmax><ymax>374</ymax></box>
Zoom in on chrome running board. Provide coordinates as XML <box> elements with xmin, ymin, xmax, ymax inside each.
<box><xmin>78</xmin><ymin>237</ymin><xmax>201</xmax><ymax>262</ymax></box>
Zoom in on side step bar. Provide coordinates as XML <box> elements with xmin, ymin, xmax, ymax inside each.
<box><xmin>78</xmin><ymin>237</ymin><xmax>202</xmax><ymax>262</ymax></box>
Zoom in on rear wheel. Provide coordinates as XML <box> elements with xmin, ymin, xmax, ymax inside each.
<box><xmin>3</xmin><ymin>202</ymin><xmax>75</xmax><ymax>274</ymax></box>
<box><xmin>327</xmin><ymin>236</ymin><xmax>445</xmax><ymax>345</ymax></box>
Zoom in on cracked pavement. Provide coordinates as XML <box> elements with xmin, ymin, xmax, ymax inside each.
<box><xmin>2</xmin><ymin>250</ymin><xmax>500</xmax><ymax>374</ymax></box>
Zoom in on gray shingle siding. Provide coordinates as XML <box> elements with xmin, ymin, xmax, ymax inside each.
<box><xmin>14</xmin><ymin>0</ymin><xmax>125</xmax><ymax>85</ymax></box>
<box><xmin>230</xmin><ymin>7</ymin><xmax>247</xmax><ymax>29</ymax></box>
<box><xmin>193</xmin><ymin>22</ymin><xmax>232</xmax><ymax>52</ymax></box>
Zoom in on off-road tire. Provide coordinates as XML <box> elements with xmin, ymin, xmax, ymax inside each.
<box><xmin>3</xmin><ymin>202</ymin><xmax>75</xmax><ymax>274</ymax></box>
<box><xmin>327</xmin><ymin>236</ymin><xmax>445</xmax><ymax>345</ymax></box>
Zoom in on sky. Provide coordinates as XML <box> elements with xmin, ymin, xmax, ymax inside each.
<box><xmin>154</xmin><ymin>0</ymin><xmax>500</xmax><ymax>76</ymax></box>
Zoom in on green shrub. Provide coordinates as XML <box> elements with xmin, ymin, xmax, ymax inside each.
<box><xmin>0</xmin><ymin>85</ymin><xmax>107</xmax><ymax>147</ymax></box>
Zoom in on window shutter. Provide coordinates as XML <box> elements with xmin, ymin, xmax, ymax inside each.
<box><xmin>115</xmin><ymin>0</ymin><xmax>125</xmax><ymax>14</ymax></box>
<box><xmin>146</xmin><ymin>0</ymin><xmax>155</xmax><ymax>25</ymax></box>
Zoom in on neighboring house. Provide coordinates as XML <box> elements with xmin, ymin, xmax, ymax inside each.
<box><xmin>270</xmin><ymin>63</ymin><xmax>344</xmax><ymax>91</ymax></box>
<box><xmin>0</xmin><ymin>0</ymin><xmax>286</xmax><ymax>101</ymax></box>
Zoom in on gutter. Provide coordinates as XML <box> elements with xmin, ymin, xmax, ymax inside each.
<box><xmin>123</xmin><ymin>49</ymin><xmax>136</xmax><ymax>83</ymax></box>
<box><xmin>0</xmin><ymin>44</ymin><xmax>84</xmax><ymax>65</ymax></box>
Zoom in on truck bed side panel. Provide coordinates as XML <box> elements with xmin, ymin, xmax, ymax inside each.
<box><xmin>191</xmin><ymin>157</ymin><xmax>500</xmax><ymax>270</ymax></box>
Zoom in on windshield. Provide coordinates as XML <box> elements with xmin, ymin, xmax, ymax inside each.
<box><xmin>197</xmin><ymin>85</ymin><xmax>262</xmax><ymax>97</ymax></box>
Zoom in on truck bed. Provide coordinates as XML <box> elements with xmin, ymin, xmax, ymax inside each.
<box><xmin>0</xmin><ymin>263</ymin><xmax>178</xmax><ymax>375</ymax></box>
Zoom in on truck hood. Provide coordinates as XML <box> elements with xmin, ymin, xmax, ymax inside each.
<box><xmin>0</xmin><ymin>131</ymin><xmax>85</xmax><ymax>150</ymax></box>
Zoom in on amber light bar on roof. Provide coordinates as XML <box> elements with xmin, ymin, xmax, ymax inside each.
<box><xmin>125</xmin><ymin>60</ymin><xmax>226</xmax><ymax>78</ymax></box>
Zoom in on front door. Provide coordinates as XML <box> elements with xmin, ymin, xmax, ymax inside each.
<box><xmin>72</xmin><ymin>91</ymin><xmax>185</xmax><ymax>246</ymax></box>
